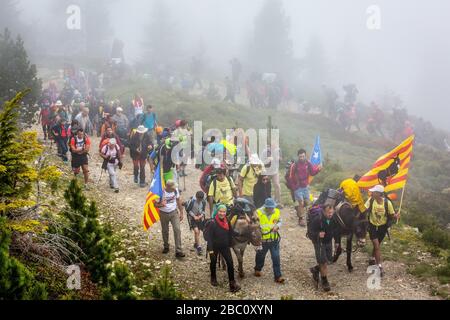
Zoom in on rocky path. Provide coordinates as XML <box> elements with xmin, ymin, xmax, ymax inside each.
<box><xmin>81</xmin><ymin>134</ymin><xmax>437</xmax><ymax>300</ymax></box>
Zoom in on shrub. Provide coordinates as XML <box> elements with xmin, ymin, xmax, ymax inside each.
<box><xmin>151</xmin><ymin>265</ymin><xmax>183</xmax><ymax>300</ymax></box>
<box><xmin>422</xmin><ymin>227</ymin><xmax>450</xmax><ymax>250</ymax></box>
<box><xmin>103</xmin><ymin>263</ymin><xmax>137</xmax><ymax>300</ymax></box>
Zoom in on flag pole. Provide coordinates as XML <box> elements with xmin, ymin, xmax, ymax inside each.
<box><xmin>396</xmin><ymin>186</ymin><xmax>406</xmax><ymax>224</ymax></box>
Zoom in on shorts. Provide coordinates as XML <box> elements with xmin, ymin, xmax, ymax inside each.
<box><xmin>189</xmin><ymin>217</ymin><xmax>205</xmax><ymax>231</ymax></box>
<box><xmin>368</xmin><ymin>223</ymin><xmax>389</xmax><ymax>242</ymax></box>
<box><xmin>71</xmin><ymin>153</ymin><xmax>88</xmax><ymax>170</ymax></box>
<box><xmin>313</xmin><ymin>241</ymin><xmax>333</xmax><ymax>265</ymax></box>
<box><xmin>294</xmin><ymin>187</ymin><xmax>310</xmax><ymax>203</ymax></box>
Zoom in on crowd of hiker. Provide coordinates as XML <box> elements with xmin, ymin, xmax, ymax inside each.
<box><xmin>37</xmin><ymin>64</ymin><xmax>407</xmax><ymax>295</ymax></box>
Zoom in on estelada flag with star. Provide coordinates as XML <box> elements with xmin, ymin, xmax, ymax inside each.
<box><xmin>309</xmin><ymin>135</ymin><xmax>322</xmax><ymax>184</ymax></box>
<box><xmin>143</xmin><ymin>162</ymin><xmax>165</xmax><ymax>231</ymax></box>
<box><xmin>357</xmin><ymin>135</ymin><xmax>414</xmax><ymax>193</ymax></box>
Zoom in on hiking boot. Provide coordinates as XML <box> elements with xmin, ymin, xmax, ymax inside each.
<box><xmin>196</xmin><ymin>246</ymin><xmax>203</xmax><ymax>256</ymax></box>
<box><xmin>175</xmin><ymin>252</ymin><xmax>186</xmax><ymax>259</ymax></box>
<box><xmin>211</xmin><ymin>275</ymin><xmax>218</xmax><ymax>287</ymax></box>
<box><xmin>275</xmin><ymin>277</ymin><xmax>285</xmax><ymax>284</ymax></box>
<box><xmin>321</xmin><ymin>277</ymin><xmax>331</xmax><ymax>292</ymax></box>
<box><xmin>162</xmin><ymin>248</ymin><xmax>169</xmax><ymax>254</ymax></box>
<box><xmin>229</xmin><ymin>280</ymin><xmax>241</xmax><ymax>293</ymax></box>
<box><xmin>134</xmin><ymin>176</ymin><xmax>138</xmax><ymax>184</ymax></box>
<box><xmin>254</xmin><ymin>271</ymin><xmax>262</xmax><ymax>277</ymax></box>
<box><xmin>310</xmin><ymin>266</ymin><xmax>320</xmax><ymax>286</ymax></box>
<box><xmin>114</xmin><ymin>189</ymin><xmax>120</xmax><ymax>193</ymax></box>
<box><xmin>140</xmin><ymin>183</ymin><xmax>147</xmax><ymax>188</ymax></box>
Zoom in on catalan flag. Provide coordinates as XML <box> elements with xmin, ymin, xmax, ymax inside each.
<box><xmin>143</xmin><ymin>162</ymin><xmax>165</xmax><ymax>231</ymax></box>
<box><xmin>357</xmin><ymin>135</ymin><xmax>414</xmax><ymax>193</ymax></box>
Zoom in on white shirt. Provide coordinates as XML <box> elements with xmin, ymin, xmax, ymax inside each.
<box><xmin>160</xmin><ymin>189</ymin><xmax>180</xmax><ymax>213</ymax></box>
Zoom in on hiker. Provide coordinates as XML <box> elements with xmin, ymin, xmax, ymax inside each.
<box><xmin>230</xmin><ymin>58</ymin><xmax>242</xmax><ymax>94</ymax></box>
<box><xmin>367</xmin><ymin>102</ymin><xmax>384</xmax><ymax>137</ymax></box>
<box><xmin>207</xmin><ymin>166</ymin><xmax>237</xmax><ymax>218</ymax></box>
<box><xmin>51</xmin><ymin>117</ymin><xmax>69</xmax><ymax>162</ymax></box>
<box><xmin>254</xmin><ymin>198</ymin><xmax>285</xmax><ymax>284</ymax></box>
<box><xmin>365</xmin><ymin>185</ymin><xmax>400</xmax><ymax>277</ymax></box>
<box><xmin>112</xmin><ymin>107</ymin><xmax>129</xmax><ymax>132</ymax></box>
<box><xmin>238</xmin><ymin>154</ymin><xmax>263</xmax><ymax>205</ymax></box>
<box><xmin>253</xmin><ymin>175</ymin><xmax>272</xmax><ymax>209</ymax></box>
<box><xmin>190</xmin><ymin>56</ymin><xmax>203</xmax><ymax>90</ymax></box>
<box><xmin>339</xmin><ymin>175</ymin><xmax>366</xmax><ymax>215</ymax></box>
<box><xmin>99</xmin><ymin>127</ymin><xmax>125</xmax><ymax>155</ymax></box>
<box><xmin>143</xmin><ymin>105</ymin><xmax>158</xmax><ymax>142</ymax></box>
<box><xmin>132</xmin><ymin>94</ymin><xmax>145</xmax><ymax>117</ymax></box>
<box><xmin>206</xmin><ymin>81</ymin><xmax>220</xmax><ymax>100</ymax></box>
<box><xmin>39</xmin><ymin>105</ymin><xmax>51</xmax><ymax>141</ymax></box>
<box><xmin>69</xmin><ymin>128</ymin><xmax>91</xmax><ymax>188</ymax></box>
<box><xmin>74</xmin><ymin>107</ymin><xmax>94</xmax><ymax>136</ymax></box>
<box><xmin>155</xmin><ymin>180</ymin><xmax>185</xmax><ymax>258</ymax></box>
<box><xmin>262</xmin><ymin>144</ymin><xmax>283</xmax><ymax>208</ymax></box>
<box><xmin>100</xmin><ymin>114</ymin><xmax>117</xmax><ymax>137</ymax></box>
<box><xmin>199</xmin><ymin>158</ymin><xmax>223</xmax><ymax>193</ymax></box>
<box><xmin>286</xmin><ymin>149</ymin><xmax>322</xmax><ymax>226</ymax></box>
<box><xmin>129</xmin><ymin>125</ymin><xmax>153</xmax><ymax>187</ymax></box>
<box><xmin>308</xmin><ymin>204</ymin><xmax>336</xmax><ymax>292</ymax></box>
<box><xmin>173</xmin><ymin>120</ymin><xmax>191</xmax><ymax>178</ymax></box>
<box><xmin>184</xmin><ymin>191</ymin><xmax>207</xmax><ymax>255</ymax></box>
<box><xmin>99</xmin><ymin>138</ymin><xmax>123</xmax><ymax>193</ymax></box>
<box><xmin>151</xmin><ymin>136</ymin><xmax>178</xmax><ymax>183</ymax></box>
<box><xmin>223</xmin><ymin>77</ymin><xmax>236</xmax><ymax>103</ymax></box>
<box><xmin>206</xmin><ymin>204</ymin><xmax>241</xmax><ymax>293</ymax></box>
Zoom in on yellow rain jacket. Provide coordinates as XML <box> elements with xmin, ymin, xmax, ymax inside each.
<box><xmin>340</xmin><ymin>178</ymin><xmax>366</xmax><ymax>213</ymax></box>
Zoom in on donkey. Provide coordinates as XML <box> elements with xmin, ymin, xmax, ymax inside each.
<box><xmin>231</xmin><ymin>212</ymin><xmax>262</xmax><ymax>278</ymax></box>
<box><xmin>332</xmin><ymin>198</ymin><xmax>368</xmax><ymax>272</ymax></box>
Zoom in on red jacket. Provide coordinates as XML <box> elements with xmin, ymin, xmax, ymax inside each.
<box><xmin>288</xmin><ymin>160</ymin><xmax>320</xmax><ymax>190</ymax></box>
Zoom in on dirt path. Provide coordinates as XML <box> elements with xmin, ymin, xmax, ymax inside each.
<box><xmin>81</xmin><ymin>135</ymin><xmax>437</xmax><ymax>300</ymax></box>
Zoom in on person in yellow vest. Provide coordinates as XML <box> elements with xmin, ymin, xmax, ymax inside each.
<box><xmin>339</xmin><ymin>175</ymin><xmax>366</xmax><ymax>215</ymax></box>
<box><xmin>254</xmin><ymin>198</ymin><xmax>285</xmax><ymax>284</ymax></box>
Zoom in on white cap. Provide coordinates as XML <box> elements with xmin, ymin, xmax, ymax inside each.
<box><xmin>116</xmin><ymin>107</ymin><xmax>123</xmax><ymax>112</ymax></box>
<box><xmin>369</xmin><ymin>185</ymin><xmax>385</xmax><ymax>193</ymax></box>
<box><xmin>109</xmin><ymin>138</ymin><xmax>117</xmax><ymax>145</ymax></box>
<box><xmin>55</xmin><ymin>100</ymin><xmax>63</xmax><ymax>106</ymax></box>
<box><xmin>211</xmin><ymin>158</ymin><xmax>222</xmax><ymax>169</ymax></box>
<box><xmin>249</xmin><ymin>154</ymin><xmax>262</xmax><ymax>165</ymax></box>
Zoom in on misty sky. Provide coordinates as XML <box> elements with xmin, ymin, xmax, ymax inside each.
<box><xmin>16</xmin><ymin>0</ymin><xmax>450</xmax><ymax>130</ymax></box>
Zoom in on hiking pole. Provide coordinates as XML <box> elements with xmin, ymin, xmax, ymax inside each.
<box><xmin>183</xmin><ymin>172</ymin><xmax>186</xmax><ymax>192</ymax></box>
<box><xmin>97</xmin><ymin>168</ymin><xmax>104</xmax><ymax>185</ymax></box>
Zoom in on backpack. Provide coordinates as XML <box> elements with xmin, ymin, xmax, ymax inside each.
<box><xmin>284</xmin><ymin>160</ymin><xmax>296</xmax><ymax>190</ymax></box>
<box><xmin>368</xmin><ymin>197</ymin><xmax>395</xmax><ymax>227</ymax></box>
<box><xmin>203</xmin><ymin>218</ymin><xmax>215</xmax><ymax>242</ymax></box>
<box><xmin>184</xmin><ymin>197</ymin><xmax>206</xmax><ymax>215</ymax></box>
<box><xmin>306</xmin><ymin>205</ymin><xmax>324</xmax><ymax>239</ymax></box>
<box><xmin>210</xmin><ymin>176</ymin><xmax>234</xmax><ymax>202</ymax></box>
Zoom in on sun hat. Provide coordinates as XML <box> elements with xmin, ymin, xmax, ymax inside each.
<box><xmin>136</xmin><ymin>125</ymin><xmax>148</xmax><ymax>134</ymax></box>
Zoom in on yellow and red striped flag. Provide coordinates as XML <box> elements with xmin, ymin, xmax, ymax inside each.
<box><xmin>143</xmin><ymin>162</ymin><xmax>165</xmax><ymax>231</ymax></box>
<box><xmin>357</xmin><ymin>135</ymin><xmax>414</xmax><ymax>193</ymax></box>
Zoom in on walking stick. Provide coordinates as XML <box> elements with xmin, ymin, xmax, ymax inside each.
<box><xmin>97</xmin><ymin>168</ymin><xmax>104</xmax><ymax>185</ymax></box>
<box><xmin>183</xmin><ymin>171</ymin><xmax>186</xmax><ymax>192</ymax></box>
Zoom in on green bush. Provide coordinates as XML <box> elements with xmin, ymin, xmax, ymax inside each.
<box><xmin>103</xmin><ymin>263</ymin><xmax>137</xmax><ymax>300</ymax></box>
<box><xmin>151</xmin><ymin>265</ymin><xmax>183</xmax><ymax>300</ymax></box>
<box><xmin>422</xmin><ymin>227</ymin><xmax>450</xmax><ymax>250</ymax></box>
<box><xmin>0</xmin><ymin>217</ymin><xmax>48</xmax><ymax>300</ymax></box>
<box><xmin>62</xmin><ymin>179</ymin><xmax>113</xmax><ymax>285</ymax></box>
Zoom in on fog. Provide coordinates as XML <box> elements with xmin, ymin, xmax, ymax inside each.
<box><xmin>12</xmin><ymin>0</ymin><xmax>450</xmax><ymax>130</ymax></box>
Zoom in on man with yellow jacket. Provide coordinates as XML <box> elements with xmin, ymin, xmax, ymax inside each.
<box><xmin>339</xmin><ymin>175</ymin><xmax>366</xmax><ymax>215</ymax></box>
<box><xmin>254</xmin><ymin>198</ymin><xmax>285</xmax><ymax>284</ymax></box>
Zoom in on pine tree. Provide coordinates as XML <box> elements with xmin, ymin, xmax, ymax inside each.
<box><xmin>103</xmin><ymin>263</ymin><xmax>137</xmax><ymax>300</ymax></box>
<box><xmin>249</xmin><ymin>0</ymin><xmax>296</xmax><ymax>82</ymax></box>
<box><xmin>0</xmin><ymin>29</ymin><xmax>42</xmax><ymax>127</ymax></box>
<box><xmin>62</xmin><ymin>179</ymin><xmax>113</xmax><ymax>285</ymax></box>
<box><xmin>151</xmin><ymin>265</ymin><xmax>183</xmax><ymax>300</ymax></box>
<box><xmin>141</xmin><ymin>0</ymin><xmax>181</xmax><ymax>72</ymax></box>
